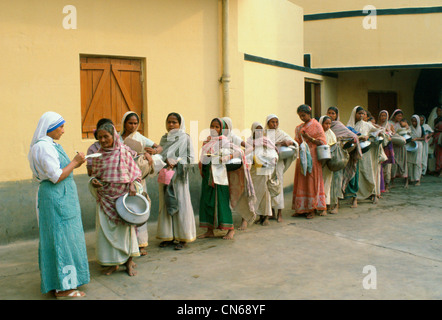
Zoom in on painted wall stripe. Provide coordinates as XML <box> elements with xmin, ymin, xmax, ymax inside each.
<box><xmin>244</xmin><ymin>53</ymin><xmax>339</xmax><ymax>78</ymax></box>
<box><xmin>304</xmin><ymin>6</ymin><xmax>442</xmax><ymax>21</ymax></box>
<box><xmin>244</xmin><ymin>53</ymin><xmax>442</xmax><ymax>76</ymax></box>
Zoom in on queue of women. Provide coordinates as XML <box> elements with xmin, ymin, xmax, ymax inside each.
<box><xmin>28</xmin><ymin>105</ymin><xmax>442</xmax><ymax>298</ymax></box>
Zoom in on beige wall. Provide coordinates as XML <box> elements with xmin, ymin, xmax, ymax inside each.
<box><xmin>291</xmin><ymin>0</ymin><xmax>442</xmax><ymax>68</ymax></box>
<box><xmin>0</xmin><ymin>0</ymin><xmax>221</xmax><ymax>182</ymax></box>
<box><xmin>304</xmin><ymin>14</ymin><xmax>442</xmax><ymax>68</ymax></box>
<box><xmin>335</xmin><ymin>69</ymin><xmax>420</xmax><ymax>122</ymax></box>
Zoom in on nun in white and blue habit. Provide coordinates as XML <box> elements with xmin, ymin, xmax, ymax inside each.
<box><xmin>28</xmin><ymin>111</ymin><xmax>90</xmax><ymax>298</ymax></box>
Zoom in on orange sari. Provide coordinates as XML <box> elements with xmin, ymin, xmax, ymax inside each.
<box><xmin>292</xmin><ymin>119</ymin><xmax>327</xmax><ymax>213</ymax></box>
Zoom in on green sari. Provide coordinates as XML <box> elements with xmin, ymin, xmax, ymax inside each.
<box><xmin>199</xmin><ymin>164</ymin><xmax>233</xmax><ymax>230</ymax></box>
<box><xmin>344</xmin><ymin>161</ymin><xmax>359</xmax><ymax>198</ymax></box>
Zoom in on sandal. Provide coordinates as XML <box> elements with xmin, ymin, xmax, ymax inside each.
<box><xmin>159</xmin><ymin>241</ymin><xmax>173</xmax><ymax>248</ymax></box>
<box><xmin>55</xmin><ymin>289</ymin><xmax>86</xmax><ymax>299</ymax></box>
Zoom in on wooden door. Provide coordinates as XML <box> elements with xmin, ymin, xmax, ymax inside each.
<box><xmin>367</xmin><ymin>92</ymin><xmax>397</xmax><ymax>120</ymax></box>
<box><xmin>80</xmin><ymin>57</ymin><xmax>144</xmax><ymax>139</ymax></box>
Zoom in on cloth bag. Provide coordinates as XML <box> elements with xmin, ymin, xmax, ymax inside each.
<box><xmin>327</xmin><ymin>142</ymin><xmax>350</xmax><ymax>172</ymax></box>
<box><xmin>299</xmin><ymin>139</ymin><xmax>312</xmax><ymax>176</ymax></box>
<box><xmin>267</xmin><ymin>172</ymin><xmax>281</xmax><ymax>197</ymax></box>
<box><xmin>158</xmin><ymin>167</ymin><xmax>175</xmax><ymax>185</ymax></box>
<box><xmin>135</xmin><ymin>154</ymin><xmax>154</xmax><ymax>180</ymax></box>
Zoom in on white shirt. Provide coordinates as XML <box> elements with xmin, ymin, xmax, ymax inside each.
<box><xmin>29</xmin><ymin>136</ymin><xmax>63</xmax><ymax>183</ymax></box>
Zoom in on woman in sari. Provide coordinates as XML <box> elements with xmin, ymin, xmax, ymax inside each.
<box><xmin>292</xmin><ymin>105</ymin><xmax>327</xmax><ymax>219</ymax></box>
<box><xmin>264</xmin><ymin>114</ymin><xmax>298</xmax><ymax>222</ymax></box>
<box><xmin>389</xmin><ymin>109</ymin><xmax>409</xmax><ymax>188</ymax></box>
<box><xmin>432</xmin><ymin>107</ymin><xmax>442</xmax><ymax>177</ymax></box>
<box><xmin>319</xmin><ymin>116</ymin><xmax>337</xmax><ymax>212</ymax></box>
<box><xmin>347</xmin><ymin>106</ymin><xmax>380</xmax><ymax>203</ymax></box>
<box><xmin>419</xmin><ymin>115</ymin><xmax>434</xmax><ymax>175</ymax></box>
<box><xmin>407</xmin><ymin>115</ymin><xmax>424</xmax><ymax>185</ymax></box>
<box><xmin>327</xmin><ymin>106</ymin><xmax>362</xmax><ymax>213</ymax></box>
<box><xmin>119</xmin><ymin>111</ymin><xmax>160</xmax><ymax>256</ymax></box>
<box><xmin>87</xmin><ymin>118</ymin><xmax>114</xmax><ymax>177</ymax></box>
<box><xmin>90</xmin><ymin>123</ymin><xmax>142</xmax><ymax>276</ymax></box>
<box><xmin>198</xmin><ymin>118</ymin><xmax>255</xmax><ymax>240</ymax></box>
<box><xmin>28</xmin><ymin>112</ymin><xmax>90</xmax><ymax>299</ymax></box>
<box><xmin>245</xmin><ymin>122</ymin><xmax>278</xmax><ymax>226</ymax></box>
<box><xmin>377</xmin><ymin>110</ymin><xmax>395</xmax><ymax>192</ymax></box>
<box><xmin>222</xmin><ymin>116</ymin><xmax>246</xmax><ymax>147</ymax></box>
<box><xmin>156</xmin><ymin>113</ymin><xmax>196</xmax><ymax>250</ymax></box>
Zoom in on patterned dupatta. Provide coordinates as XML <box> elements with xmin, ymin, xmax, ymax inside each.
<box><xmin>200</xmin><ymin>118</ymin><xmax>256</xmax><ymax>212</ymax></box>
<box><xmin>91</xmin><ymin>126</ymin><xmax>141</xmax><ymax>223</ymax></box>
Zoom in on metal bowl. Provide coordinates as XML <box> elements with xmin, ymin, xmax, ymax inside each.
<box><xmin>342</xmin><ymin>139</ymin><xmax>356</xmax><ymax>153</ymax></box>
<box><xmin>401</xmin><ymin>134</ymin><xmax>412</xmax><ymax>144</ymax></box>
<box><xmin>278</xmin><ymin>146</ymin><xmax>296</xmax><ymax>160</ymax></box>
<box><xmin>360</xmin><ymin>140</ymin><xmax>371</xmax><ymax>154</ymax></box>
<box><xmin>405</xmin><ymin>140</ymin><xmax>418</xmax><ymax>152</ymax></box>
<box><xmin>116</xmin><ymin>193</ymin><xmax>150</xmax><ymax>226</ymax></box>
<box><xmin>225</xmin><ymin>157</ymin><xmax>242</xmax><ymax>171</ymax></box>
<box><xmin>391</xmin><ymin>134</ymin><xmax>406</xmax><ymax>146</ymax></box>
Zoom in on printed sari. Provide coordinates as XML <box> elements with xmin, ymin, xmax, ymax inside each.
<box><xmin>292</xmin><ymin>119</ymin><xmax>327</xmax><ymax>213</ymax></box>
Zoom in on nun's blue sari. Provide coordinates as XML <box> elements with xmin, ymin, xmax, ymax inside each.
<box><xmin>37</xmin><ymin>142</ymin><xmax>89</xmax><ymax>293</ymax></box>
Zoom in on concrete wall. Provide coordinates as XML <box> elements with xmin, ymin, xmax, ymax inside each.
<box><xmin>0</xmin><ymin>170</ymin><xmax>203</xmax><ymax>245</ymax></box>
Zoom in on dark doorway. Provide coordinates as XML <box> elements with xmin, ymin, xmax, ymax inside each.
<box><xmin>367</xmin><ymin>91</ymin><xmax>397</xmax><ymax>120</ymax></box>
<box><xmin>305</xmin><ymin>79</ymin><xmax>321</xmax><ymax>118</ymax></box>
<box><xmin>414</xmin><ymin>69</ymin><xmax>442</xmax><ymax>118</ymax></box>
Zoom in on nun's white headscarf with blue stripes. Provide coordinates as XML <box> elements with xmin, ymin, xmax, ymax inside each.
<box><xmin>29</xmin><ymin>112</ymin><xmax>65</xmax><ymax>146</ymax></box>
<box><xmin>28</xmin><ymin>112</ymin><xmax>65</xmax><ymax>168</ymax></box>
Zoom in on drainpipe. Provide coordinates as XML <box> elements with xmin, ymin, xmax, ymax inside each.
<box><xmin>220</xmin><ymin>0</ymin><xmax>231</xmax><ymax>117</ymax></box>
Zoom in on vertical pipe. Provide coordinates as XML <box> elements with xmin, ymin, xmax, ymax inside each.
<box><xmin>221</xmin><ymin>0</ymin><xmax>231</xmax><ymax>117</ymax></box>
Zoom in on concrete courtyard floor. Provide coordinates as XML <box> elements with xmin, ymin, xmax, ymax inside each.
<box><xmin>0</xmin><ymin>175</ymin><xmax>441</xmax><ymax>301</ymax></box>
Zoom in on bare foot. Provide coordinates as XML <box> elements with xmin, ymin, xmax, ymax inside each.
<box><xmin>372</xmin><ymin>195</ymin><xmax>378</xmax><ymax>204</ymax></box>
<box><xmin>318</xmin><ymin>210</ymin><xmax>327</xmax><ymax>216</ymax></box>
<box><xmin>277</xmin><ymin>210</ymin><xmax>283</xmax><ymax>223</ymax></box>
<box><xmin>197</xmin><ymin>230</ymin><xmax>215</xmax><ymax>239</ymax></box>
<box><xmin>404</xmin><ymin>180</ymin><xmax>409</xmax><ymax>189</ymax></box>
<box><xmin>262</xmin><ymin>216</ymin><xmax>270</xmax><ymax>226</ymax></box>
<box><xmin>223</xmin><ymin>229</ymin><xmax>235</xmax><ymax>240</ymax></box>
<box><xmin>238</xmin><ymin>219</ymin><xmax>248</xmax><ymax>230</ymax></box>
<box><xmin>139</xmin><ymin>247</ymin><xmax>148</xmax><ymax>256</ymax></box>
<box><xmin>351</xmin><ymin>197</ymin><xmax>358</xmax><ymax>208</ymax></box>
<box><xmin>102</xmin><ymin>265</ymin><xmax>119</xmax><ymax>276</ymax></box>
<box><xmin>306</xmin><ymin>211</ymin><xmax>315</xmax><ymax>219</ymax></box>
<box><xmin>330</xmin><ymin>204</ymin><xmax>338</xmax><ymax>214</ymax></box>
<box><xmin>125</xmin><ymin>258</ymin><xmax>137</xmax><ymax>276</ymax></box>
<box><xmin>415</xmin><ymin>181</ymin><xmax>420</xmax><ymax>186</ymax></box>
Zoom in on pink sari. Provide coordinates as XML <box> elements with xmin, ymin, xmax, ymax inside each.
<box><xmin>292</xmin><ymin>119</ymin><xmax>327</xmax><ymax>213</ymax></box>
